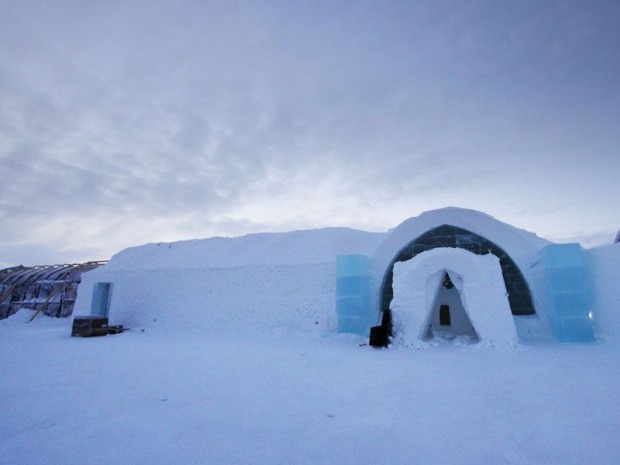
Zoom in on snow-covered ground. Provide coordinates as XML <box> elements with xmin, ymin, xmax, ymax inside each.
<box><xmin>1</xmin><ymin>310</ymin><xmax>619</xmax><ymax>465</ymax></box>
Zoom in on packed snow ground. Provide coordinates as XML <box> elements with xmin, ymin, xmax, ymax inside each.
<box><xmin>1</xmin><ymin>311</ymin><xmax>620</xmax><ymax>465</ymax></box>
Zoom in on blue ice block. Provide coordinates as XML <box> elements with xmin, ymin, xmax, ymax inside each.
<box><xmin>553</xmin><ymin>292</ymin><xmax>590</xmax><ymax>318</ymax></box>
<box><xmin>335</xmin><ymin>255</ymin><xmax>371</xmax><ymax>336</ymax></box>
<box><xmin>336</xmin><ymin>296</ymin><xmax>369</xmax><ymax>317</ymax></box>
<box><xmin>336</xmin><ymin>254</ymin><xmax>369</xmax><ymax>277</ymax></box>
<box><xmin>91</xmin><ymin>282</ymin><xmax>112</xmax><ymax>317</ymax></box>
<box><xmin>548</xmin><ymin>267</ymin><xmax>588</xmax><ymax>292</ymax></box>
<box><xmin>336</xmin><ymin>276</ymin><xmax>371</xmax><ymax>298</ymax></box>
<box><xmin>554</xmin><ymin>318</ymin><xmax>595</xmax><ymax>343</ymax></box>
<box><xmin>542</xmin><ymin>243</ymin><xmax>585</xmax><ymax>268</ymax></box>
<box><xmin>338</xmin><ymin>316</ymin><xmax>370</xmax><ymax>335</ymax></box>
<box><xmin>543</xmin><ymin>243</ymin><xmax>585</xmax><ymax>268</ymax></box>
<box><xmin>542</xmin><ymin>244</ymin><xmax>594</xmax><ymax>342</ymax></box>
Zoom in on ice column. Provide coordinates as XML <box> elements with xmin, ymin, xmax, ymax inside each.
<box><xmin>336</xmin><ymin>255</ymin><xmax>370</xmax><ymax>335</ymax></box>
<box><xmin>542</xmin><ymin>244</ymin><xmax>595</xmax><ymax>342</ymax></box>
<box><xmin>91</xmin><ymin>282</ymin><xmax>113</xmax><ymax>318</ymax></box>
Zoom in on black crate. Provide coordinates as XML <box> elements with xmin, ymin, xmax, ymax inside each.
<box><xmin>71</xmin><ymin>316</ymin><xmax>109</xmax><ymax>337</ymax></box>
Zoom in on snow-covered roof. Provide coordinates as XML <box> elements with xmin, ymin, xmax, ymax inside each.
<box><xmin>371</xmin><ymin>207</ymin><xmax>550</xmax><ymax>277</ymax></box>
<box><xmin>105</xmin><ymin>227</ymin><xmax>386</xmax><ymax>271</ymax></box>
<box><xmin>0</xmin><ymin>262</ymin><xmax>106</xmax><ymax>286</ymax></box>
<box><xmin>103</xmin><ymin>207</ymin><xmax>551</xmax><ymax>274</ymax></box>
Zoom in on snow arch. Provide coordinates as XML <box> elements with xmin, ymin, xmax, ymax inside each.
<box><xmin>390</xmin><ymin>248</ymin><xmax>518</xmax><ymax>347</ymax></box>
<box><xmin>369</xmin><ymin>208</ymin><xmax>550</xmax><ymax>330</ymax></box>
<box><xmin>380</xmin><ymin>224</ymin><xmax>535</xmax><ymax>316</ymax></box>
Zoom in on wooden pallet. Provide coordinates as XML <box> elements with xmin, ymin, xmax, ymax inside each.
<box><xmin>71</xmin><ymin>316</ymin><xmax>124</xmax><ymax>337</ymax></box>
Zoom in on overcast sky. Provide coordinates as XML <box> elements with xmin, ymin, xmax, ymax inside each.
<box><xmin>1</xmin><ymin>0</ymin><xmax>619</xmax><ymax>268</ymax></box>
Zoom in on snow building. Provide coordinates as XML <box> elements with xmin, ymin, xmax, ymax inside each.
<box><xmin>72</xmin><ymin>208</ymin><xmax>619</xmax><ymax>346</ymax></box>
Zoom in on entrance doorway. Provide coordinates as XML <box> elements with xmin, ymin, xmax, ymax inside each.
<box><xmin>91</xmin><ymin>282</ymin><xmax>112</xmax><ymax>318</ymax></box>
<box><xmin>423</xmin><ymin>272</ymin><xmax>479</xmax><ymax>341</ymax></box>
<box><xmin>388</xmin><ymin>248</ymin><xmax>518</xmax><ymax>347</ymax></box>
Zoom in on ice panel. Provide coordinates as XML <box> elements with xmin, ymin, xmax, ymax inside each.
<box><xmin>542</xmin><ymin>243</ymin><xmax>585</xmax><ymax>269</ymax></box>
<box><xmin>336</xmin><ymin>276</ymin><xmax>370</xmax><ymax>298</ymax></box>
<box><xmin>548</xmin><ymin>267</ymin><xmax>589</xmax><ymax>292</ymax></box>
<box><xmin>337</xmin><ymin>316</ymin><xmax>370</xmax><ymax>335</ymax></box>
<box><xmin>336</xmin><ymin>296</ymin><xmax>369</xmax><ymax>318</ymax></box>
<box><xmin>336</xmin><ymin>254</ymin><xmax>369</xmax><ymax>277</ymax></box>
<box><xmin>553</xmin><ymin>292</ymin><xmax>590</xmax><ymax>318</ymax></box>
<box><xmin>554</xmin><ymin>317</ymin><xmax>595</xmax><ymax>343</ymax></box>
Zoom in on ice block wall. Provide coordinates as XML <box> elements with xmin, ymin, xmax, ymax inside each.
<box><xmin>336</xmin><ymin>255</ymin><xmax>370</xmax><ymax>335</ymax></box>
<box><xmin>542</xmin><ymin>243</ymin><xmax>595</xmax><ymax>342</ymax></box>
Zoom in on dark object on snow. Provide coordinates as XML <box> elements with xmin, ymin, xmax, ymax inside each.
<box><xmin>369</xmin><ymin>309</ymin><xmax>392</xmax><ymax>348</ymax></box>
<box><xmin>71</xmin><ymin>316</ymin><xmax>124</xmax><ymax>337</ymax></box>
<box><xmin>615</xmin><ymin>230</ymin><xmax>620</xmax><ymax>244</ymax></box>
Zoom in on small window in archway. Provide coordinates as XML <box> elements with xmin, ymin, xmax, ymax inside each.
<box><xmin>439</xmin><ymin>305</ymin><xmax>451</xmax><ymax>326</ymax></box>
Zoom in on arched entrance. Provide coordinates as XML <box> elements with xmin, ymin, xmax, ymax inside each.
<box><xmin>389</xmin><ymin>247</ymin><xmax>518</xmax><ymax>347</ymax></box>
<box><xmin>380</xmin><ymin>224</ymin><xmax>535</xmax><ymax>316</ymax></box>
<box><xmin>423</xmin><ymin>271</ymin><xmax>478</xmax><ymax>341</ymax></box>
<box><xmin>367</xmin><ymin>209</ymin><xmax>551</xmax><ymax>346</ymax></box>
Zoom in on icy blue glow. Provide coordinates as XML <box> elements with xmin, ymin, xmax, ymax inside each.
<box><xmin>542</xmin><ymin>244</ymin><xmax>595</xmax><ymax>342</ymax></box>
<box><xmin>91</xmin><ymin>282</ymin><xmax>112</xmax><ymax>317</ymax></box>
<box><xmin>336</xmin><ymin>255</ymin><xmax>370</xmax><ymax>335</ymax></box>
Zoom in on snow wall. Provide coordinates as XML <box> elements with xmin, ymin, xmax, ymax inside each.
<box><xmin>73</xmin><ymin>228</ymin><xmax>384</xmax><ymax>337</ymax></box>
<box><xmin>390</xmin><ymin>248</ymin><xmax>518</xmax><ymax>348</ymax></box>
<box><xmin>73</xmin><ymin>208</ymin><xmax>620</xmax><ymax>343</ymax></box>
<box><xmin>587</xmin><ymin>244</ymin><xmax>620</xmax><ymax>341</ymax></box>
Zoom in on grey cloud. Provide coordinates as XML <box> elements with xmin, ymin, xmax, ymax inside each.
<box><xmin>0</xmin><ymin>1</ymin><xmax>619</xmax><ymax>266</ymax></box>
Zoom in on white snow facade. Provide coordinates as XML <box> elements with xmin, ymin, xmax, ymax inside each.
<box><xmin>73</xmin><ymin>208</ymin><xmax>620</xmax><ymax>345</ymax></box>
<box><xmin>73</xmin><ymin>228</ymin><xmax>385</xmax><ymax>337</ymax></box>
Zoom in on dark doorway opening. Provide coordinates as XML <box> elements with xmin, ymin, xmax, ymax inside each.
<box><xmin>439</xmin><ymin>305</ymin><xmax>451</xmax><ymax>326</ymax></box>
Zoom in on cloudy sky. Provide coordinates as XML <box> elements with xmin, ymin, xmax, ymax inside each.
<box><xmin>1</xmin><ymin>0</ymin><xmax>619</xmax><ymax>268</ymax></box>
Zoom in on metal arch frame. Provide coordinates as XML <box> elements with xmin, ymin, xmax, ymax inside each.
<box><xmin>0</xmin><ymin>261</ymin><xmax>108</xmax><ymax>320</ymax></box>
<box><xmin>0</xmin><ymin>261</ymin><xmax>108</xmax><ymax>286</ymax></box>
